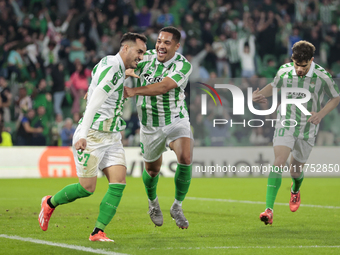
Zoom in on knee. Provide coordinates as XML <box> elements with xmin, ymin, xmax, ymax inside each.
<box><xmin>274</xmin><ymin>156</ymin><xmax>287</xmax><ymax>168</ymax></box>
<box><xmin>114</xmin><ymin>178</ymin><xmax>126</xmax><ymax>184</ymax></box>
<box><xmin>145</xmin><ymin>168</ymin><xmax>160</xmax><ymax>178</ymax></box>
<box><xmin>178</xmin><ymin>153</ymin><xmax>192</xmax><ymax>165</ymax></box>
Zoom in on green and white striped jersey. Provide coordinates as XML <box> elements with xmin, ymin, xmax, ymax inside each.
<box><xmin>79</xmin><ymin>54</ymin><xmax>126</xmax><ymax>133</ymax></box>
<box><xmin>134</xmin><ymin>50</ymin><xmax>192</xmax><ymax>127</ymax></box>
<box><xmin>271</xmin><ymin>61</ymin><xmax>340</xmax><ymax>141</ymax></box>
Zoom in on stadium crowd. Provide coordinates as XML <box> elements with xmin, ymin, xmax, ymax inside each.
<box><xmin>0</xmin><ymin>0</ymin><xmax>340</xmax><ymax>147</ymax></box>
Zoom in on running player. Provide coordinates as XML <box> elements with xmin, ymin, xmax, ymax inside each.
<box><xmin>253</xmin><ymin>40</ymin><xmax>340</xmax><ymax>225</ymax></box>
<box><xmin>38</xmin><ymin>33</ymin><xmax>147</xmax><ymax>241</ymax></box>
<box><xmin>124</xmin><ymin>27</ymin><xmax>193</xmax><ymax>229</ymax></box>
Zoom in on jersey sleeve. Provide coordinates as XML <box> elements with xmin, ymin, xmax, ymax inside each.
<box><xmin>271</xmin><ymin>68</ymin><xmax>286</xmax><ymax>88</ymax></box>
<box><xmin>167</xmin><ymin>60</ymin><xmax>192</xmax><ymax>87</ymax></box>
<box><xmin>323</xmin><ymin>76</ymin><xmax>340</xmax><ymax>98</ymax></box>
<box><xmin>95</xmin><ymin>63</ymin><xmax>124</xmax><ymax>96</ymax></box>
<box><xmin>77</xmin><ymin>84</ymin><xmax>111</xmax><ymax>139</ymax></box>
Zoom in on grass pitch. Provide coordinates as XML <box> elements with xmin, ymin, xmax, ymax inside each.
<box><xmin>0</xmin><ymin>177</ymin><xmax>339</xmax><ymax>255</ymax></box>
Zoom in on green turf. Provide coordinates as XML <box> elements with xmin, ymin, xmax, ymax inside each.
<box><xmin>0</xmin><ymin>177</ymin><xmax>339</xmax><ymax>255</ymax></box>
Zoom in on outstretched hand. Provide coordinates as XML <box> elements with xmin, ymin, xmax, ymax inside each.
<box><xmin>125</xmin><ymin>69</ymin><xmax>139</xmax><ymax>79</ymax></box>
<box><xmin>252</xmin><ymin>88</ymin><xmax>267</xmax><ymax>103</ymax></box>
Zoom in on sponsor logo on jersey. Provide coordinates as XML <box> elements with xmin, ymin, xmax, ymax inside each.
<box><xmin>143</xmin><ymin>73</ymin><xmax>164</xmax><ymax>84</ymax></box>
<box><xmin>287</xmin><ymin>92</ymin><xmax>307</xmax><ymax>98</ymax></box>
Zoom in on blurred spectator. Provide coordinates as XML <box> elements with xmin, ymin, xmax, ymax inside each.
<box><xmin>72</xmin><ymin>112</ymin><xmax>80</xmax><ymax>130</ymax></box>
<box><xmin>7</xmin><ymin>44</ymin><xmax>29</xmax><ymax>81</ymax></box>
<box><xmin>51</xmin><ymin>113</ymin><xmax>64</xmax><ymax>146</ymax></box>
<box><xmin>186</xmin><ymin>44</ymin><xmax>211</xmax><ymax>83</ymax></box>
<box><xmin>304</xmin><ymin>2</ymin><xmax>319</xmax><ymax>30</ymax></box>
<box><xmin>31</xmin><ymin>78</ymin><xmax>53</xmax><ymax>118</ymax></box>
<box><xmin>15</xmin><ymin>87</ymin><xmax>32</xmax><ymax>122</ymax></box>
<box><xmin>204</xmin><ymin>112</ymin><xmax>230</xmax><ymax>146</ymax></box>
<box><xmin>51</xmin><ymin>63</ymin><xmax>66</xmax><ymax>116</ymax></box>
<box><xmin>325</xmin><ymin>24</ymin><xmax>340</xmax><ymax>67</ymax></box>
<box><xmin>238</xmin><ymin>35</ymin><xmax>256</xmax><ymax>78</ymax></box>
<box><xmin>136</xmin><ymin>6</ymin><xmax>152</xmax><ymax>29</ymax></box>
<box><xmin>212</xmin><ymin>34</ymin><xmax>228</xmax><ymax>77</ymax></box>
<box><xmin>262</xmin><ymin>0</ymin><xmax>277</xmax><ymax>13</ymax></box>
<box><xmin>60</xmin><ymin>117</ymin><xmax>75</xmax><ymax>146</ymax></box>
<box><xmin>201</xmin><ymin>22</ymin><xmax>214</xmax><ymax>45</ymax></box>
<box><xmin>31</xmin><ymin>106</ymin><xmax>49</xmax><ymax>146</ymax></box>
<box><xmin>0</xmin><ymin>122</ymin><xmax>12</xmax><ymax>146</ymax></box>
<box><xmin>225</xmin><ymin>31</ymin><xmax>241</xmax><ymax>78</ymax></box>
<box><xmin>183</xmin><ymin>14</ymin><xmax>201</xmax><ymax>40</ymax></box>
<box><xmin>42</xmin><ymin>40</ymin><xmax>60</xmax><ymax>67</ymax></box>
<box><xmin>257</xmin><ymin>11</ymin><xmax>280</xmax><ymax>58</ymax></box>
<box><xmin>68</xmin><ymin>36</ymin><xmax>87</xmax><ymax>64</ymax></box>
<box><xmin>307</xmin><ymin>29</ymin><xmax>322</xmax><ymax>61</ymax></box>
<box><xmin>319</xmin><ymin>0</ymin><xmax>337</xmax><ymax>28</ymax></box>
<box><xmin>288</xmin><ymin>27</ymin><xmax>302</xmax><ymax>56</ymax></box>
<box><xmin>0</xmin><ymin>76</ymin><xmax>12</xmax><ymax>122</ymax></box>
<box><xmin>0</xmin><ymin>32</ymin><xmax>9</xmax><ymax>78</ymax></box>
<box><xmin>295</xmin><ymin>0</ymin><xmax>308</xmax><ymax>24</ymax></box>
<box><xmin>156</xmin><ymin>4</ymin><xmax>174</xmax><ymax>28</ymax></box>
<box><xmin>260</xmin><ymin>59</ymin><xmax>277</xmax><ymax>78</ymax></box>
<box><xmin>249</xmin><ymin>127</ymin><xmax>270</xmax><ymax>146</ymax></box>
<box><xmin>16</xmin><ymin>109</ymin><xmax>43</xmax><ymax>145</ymax></box>
<box><xmin>66</xmin><ymin>62</ymin><xmax>91</xmax><ymax>115</ymax></box>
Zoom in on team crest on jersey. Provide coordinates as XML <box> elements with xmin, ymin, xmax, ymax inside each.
<box><xmin>143</xmin><ymin>73</ymin><xmax>163</xmax><ymax>84</ymax></box>
<box><xmin>309</xmin><ymin>84</ymin><xmax>315</xmax><ymax>93</ymax></box>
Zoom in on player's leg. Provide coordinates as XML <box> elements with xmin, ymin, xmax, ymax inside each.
<box><xmin>169</xmin><ymin>137</ymin><xmax>193</xmax><ymax>205</ymax></box>
<box><xmin>143</xmin><ymin>157</ymin><xmax>164</xmax><ymax>226</ymax></box>
<box><xmin>167</xmin><ymin>118</ymin><xmax>193</xmax><ymax>229</ymax></box>
<box><xmin>140</xmin><ymin>125</ymin><xmax>166</xmax><ymax>226</ymax></box>
<box><xmin>144</xmin><ymin>156</ymin><xmax>162</xmax><ymax>200</ymax></box>
<box><xmin>39</xmin><ymin>128</ymin><xmax>102</xmax><ymax>231</ymax></box>
<box><xmin>90</xmin><ymin>165</ymin><xmax>126</xmax><ymax>242</ymax></box>
<box><xmin>267</xmin><ymin>146</ymin><xmax>291</xmax><ymax>208</ymax></box>
<box><xmin>289</xmin><ymin>139</ymin><xmax>312</xmax><ymax>212</ymax></box>
<box><xmin>260</xmin><ymin>145</ymin><xmax>291</xmax><ymax>225</ymax></box>
<box><xmin>90</xmin><ymin>132</ymin><xmax>127</xmax><ymax>241</ymax></box>
<box><xmin>260</xmin><ymin>125</ymin><xmax>295</xmax><ymax>225</ymax></box>
<box><xmin>289</xmin><ymin>156</ymin><xmax>304</xmax><ymax>212</ymax></box>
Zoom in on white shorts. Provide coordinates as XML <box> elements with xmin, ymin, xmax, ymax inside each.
<box><xmin>73</xmin><ymin>125</ymin><xmax>126</xmax><ymax>177</ymax></box>
<box><xmin>140</xmin><ymin>117</ymin><xmax>193</xmax><ymax>162</ymax></box>
<box><xmin>273</xmin><ymin>128</ymin><xmax>314</xmax><ymax>163</ymax></box>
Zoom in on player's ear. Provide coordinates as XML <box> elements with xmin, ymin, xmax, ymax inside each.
<box><xmin>124</xmin><ymin>44</ymin><xmax>129</xmax><ymax>52</ymax></box>
<box><xmin>175</xmin><ymin>42</ymin><xmax>180</xmax><ymax>51</ymax></box>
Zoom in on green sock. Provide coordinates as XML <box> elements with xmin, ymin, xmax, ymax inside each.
<box><xmin>95</xmin><ymin>183</ymin><xmax>126</xmax><ymax>230</ymax></box>
<box><xmin>142</xmin><ymin>169</ymin><xmax>159</xmax><ymax>201</ymax></box>
<box><xmin>265</xmin><ymin>166</ymin><xmax>283</xmax><ymax>210</ymax></box>
<box><xmin>174</xmin><ymin>163</ymin><xmax>192</xmax><ymax>201</ymax></box>
<box><xmin>292</xmin><ymin>171</ymin><xmax>304</xmax><ymax>193</ymax></box>
<box><xmin>51</xmin><ymin>183</ymin><xmax>93</xmax><ymax>207</ymax></box>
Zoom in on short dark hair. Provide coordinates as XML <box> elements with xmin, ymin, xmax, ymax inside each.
<box><xmin>291</xmin><ymin>40</ymin><xmax>315</xmax><ymax>63</ymax></box>
<box><xmin>159</xmin><ymin>26</ymin><xmax>181</xmax><ymax>43</ymax></box>
<box><xmin>120</xmin><ymin>32</ymin><xmax>147</xmax><ymax>47</ymax></box>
